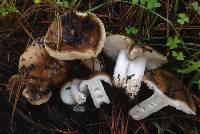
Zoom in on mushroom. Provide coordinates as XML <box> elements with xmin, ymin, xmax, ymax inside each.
<box><xmin>129</xmin><ymin>69</ymin><xmax>196</xmax><ymax>120</ymax></box>
<box><xmin>79</xmin><ymin>73</ymin><xmax>112</xmax><ymax>108</ymax></box>
<box><xmin>60</xmin><ymin>79</ymin><xmax>87</xmax><ymax>112</ymax></box>
<box><xmin>19</xmin><ymin>38</ymin><xmax>68</xmax><ymax>91</ymax></box>
<box><xmin>104</xmin><ymin>34</ymin><xmax>167</xmax><ymax>98</ymax></box>
<box><xmin>120</xmin><ymin>45</ymin><xmax>168</xmax><ymax>98</ymax></box>
<box><xmin>44</xmin><ymin>11</ymin><xmax>106</xmax><ymax>60</ymax></box>
<box><xmin>18</xmin><ymin>38</ymin><xmax>69</xmax><ymax>105</ymax></box>
<box><xmin>22</xmin><ymin>86</ymin><xmax>52</xmax><ymax>105</ymax></box>
<box><xmin>60</xmin><ymin>79</ymin><xmax>86</xmax><ymax>105</ymax></box>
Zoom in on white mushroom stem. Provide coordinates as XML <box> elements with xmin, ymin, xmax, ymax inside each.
<box><xmin>113</xmin><ymin>49</ymin><xmax>129</xmax><ymax>87</ymax></box>
<box><xmin>123</xmin><ymin>57</ymin><xmax>147</xmax><ymax>98</ymax></box>
<box><xmin>113</xmin><ymin>49</ymin><xmax>147</xmax><ymax>98</ymax></box>
<box><xmin>60</xmin><ymin>79</ymin><xmax>86</xmax><ymax>105</ymax></box>
<box><xmin>129</xmin><ymin>80</ymin><xmax>196</xmax><ymax>120</ymax></box>
<box><xmin>71</xmin><ymin>84</ymin><xmax>86</xmax><ymax>105</ymax></box>
<box><xmin>60</xmin><ymin>88</ymin><xmax>76</xmax><ymax>105</ymax></box>
<box><xmin>79</xmin><ymin>74</ymin><xmax>111</xmax><ymax>108</ymax></box>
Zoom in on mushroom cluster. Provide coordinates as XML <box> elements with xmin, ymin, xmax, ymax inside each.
<box><xmin>7</xmin><ymin>11</ymin><xmax>111</xmax><ymax>109</ymax></box>
<box><xmin>103</xmin><ymin>34</ymin><xmax>196</xmax><ymax>120</ymax></box>
<box><xmin>7</xmin><ymin>11</ymin><xmax>196</xmax><ymax>120</ymax></box>
<box><xmin>104</xmin><ymin>34</ymin><xmax>168</xmax><ymax>98</ymax></box>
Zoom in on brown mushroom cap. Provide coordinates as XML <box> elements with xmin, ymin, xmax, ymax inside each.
<box><xmin>22</xmin><ymin>87</ymin><xmax>52</xmax><ymax>105</ymax></box>
<box><xmin>128</xmin><ymin>45</ymin><xmax>168</xmax><ymax>70</ymax></box>
<box><xmin>19</xmin><ymin>38</ymin><xmax>69</xmax><ymax>91</ymax></box>
<box><xmin>44</xmin><ymin>11</ymin><xmax>106</xmax><ymax>60</ymax></box>
<box><xmin>143</xmin><ymin>69</ymin><xmax>196</xmax><ymax>113</ymax></box>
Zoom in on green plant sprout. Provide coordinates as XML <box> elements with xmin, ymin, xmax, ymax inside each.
<box><xmin>166</xmin><ymin>35</ymin><xmax>181</xmax><ymax>49</ymax></box>
<box><xmin>131</xmin><ymin>0</ymin><xmax>161</xmax><ymax>9</ymax></box>
<box><xmin>125</xmin><ymin>26</ymin><xmax>138</xmax><ymax>35</ymax></box>
<box><xmin>177</xmin><ymin>13</ymin><xmax>189</xmax><ymax>25</ymax></box>
<box><xmin>0</xmin><ymin>0</ymin><xmax>19</xmax><ymax>16</ymax></box>
<box><xmin>172</xmin><ymin>51</ymin><xmax>185</xmax><ymax>61</ymax></box>
<box><xmin>34</xmin><ymin>0</ymin><xmax>41</xmax><ymax>4</ymax></box>
<box><xmin>56</xmin><ymin>0</ymin><xmax>69</xmax><ymax>10</ymax></box>
<box><xmin>166</xmin><ymin>35</ymin><xmax>185</xmax><ymax>60</ymax></box>
<box><xmin>190</xmin><ymin>2</ymin><xmax>200</xmax><ymax>15</ymax></box>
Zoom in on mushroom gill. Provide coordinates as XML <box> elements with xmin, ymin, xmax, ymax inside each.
<box><xmin>129</xmin><ymin>69</ymin><xmax>196</xmax><ymax>120</ymax></box>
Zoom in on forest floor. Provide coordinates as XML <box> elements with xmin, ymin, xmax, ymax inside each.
<box><xmin>0</xmin><ymin>0</ymin><xmax>200</xmax><ymax>133</ymax></box>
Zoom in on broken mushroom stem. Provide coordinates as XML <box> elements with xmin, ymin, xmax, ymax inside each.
<box><xmin>60</xmin><ymin>79</ymin><xmax>86</xmax><ymax>105</ymax></box>
<box><xmin>79</xmin><ymin>73</ymin><xmax>112</xmax><ymax>108</ymax></box>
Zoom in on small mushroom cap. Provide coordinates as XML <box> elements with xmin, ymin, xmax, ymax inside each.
<box><xmin>128</xmin><ymin>45</ymin><xmax>168</xmax><ymax>70</ymax></box>
<box><xmin>103</xmin><ymin>34</ymin><xmax>134</xmax><ymax>60</ymax></box>
<box><xmin>44</xmin><ymin>11</ymin><xmax>106</xmax><ymax>60</ymax></box>
<box><xmin>143</xmin><ymin>69</ymin><xmax>196</xmax><ymax>114</ymax></box>
<box><xmin>19</xmin><ymin>38</ymin><xmax>69</xmax><ymax>91</ymax></box>
<box><xmin>22</xmin><ymin>88</ymin><xmax>52</xmax><ymax>105</ymax></box>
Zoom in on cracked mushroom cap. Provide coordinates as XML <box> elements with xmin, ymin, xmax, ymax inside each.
<box><xmin>44</xmin><ymin>11</ymin><xmax>106</xmax><ymax>60</ymax></box>
<box><xmin>103</xmin><ymin>34</ymin><xmax>134</xmax><ymax>60</ymax></box>
<box><xmin>127</xmin><ymin>45</ymin><xmax>168</xmax><ymax>70</ymax></box>
<box><xmin>19</xmin><ymin>38</ymin><xmax>69</xmax><ymax>91</ymax></box>
<box><xmin>129</xmin><ymin>69</ymin><xmax>196</xmax><ymax>120</ymax></box>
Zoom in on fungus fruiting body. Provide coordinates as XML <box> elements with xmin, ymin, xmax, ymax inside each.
<box><xmin>129</xmin><ymin>69</ymin><xmax>196</xmax><ymax>120</ymax></box>
<box><xmin>44</xmin><ymin>11</ymin><xmax>106</xmax><ymax>60</ymax></box>
<box><xmin>18</xmin><ymin>38</ymin><xmax>69</xmax><ymax>105</ymax></box>
<box><xmin>60</xmin><ymin>79</ymin><xmax>86</xmax><ymax>105</ymax></box>
<box><xmin>104</xmin><ymin>34</ymin><xmax>167</xmax><ymax>98</ymax></box>
<box><xmin>79</xmin><ymin>73</ymin><xmax>112</xmax><ymax>108</ymax></box>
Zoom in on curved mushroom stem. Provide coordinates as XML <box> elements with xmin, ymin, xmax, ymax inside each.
<box><xmin>79</xmin><ymin>74</ymin><xmax>111</xmax><ymax>108</ymax></box>
<box><xmin>129</xmin><ymin>80</ymin><xmax>195</xmax><ymax>120</ymax></box>
<box><xmin>113</xmin><ymin>49</ymin><xmax>129</xmax><ymax>87</ymax></box>
<box><xmin>71</xmin><ymin>84</ymin><xmax>86</xmax><ymax>105</ymax></box>
<box><xmin>60</xmin><ymin>79</ymin><xmax>86</xmax><ymax>105</ymax></box>
<box><xmin>123</xmin><ymin>57</ymin><xmax>147</xmax><ymax>98</ymax></box>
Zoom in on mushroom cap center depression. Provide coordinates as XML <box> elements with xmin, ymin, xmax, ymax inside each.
<box><xmin>47</xmin><ymin>12</ymin><xmax>101</xmax><ymax>52</ymax></box>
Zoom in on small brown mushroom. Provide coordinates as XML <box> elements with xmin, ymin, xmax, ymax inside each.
<box><xmin>44</xmin><ymin>11</ymin><xmax>106</xmax><ymax>60</ymax></box>
<box><xmin>129</xmin><ymin>69</ymin><xmax>196</xmax><ymax>120</ymax></box>
<box><xmin>17</xmin><ymin>38</ymin><xmax>69</xmax><ymax>105</ymax></box>
<box><xmin>19</xmin><ymin>38</ymin><xmax>69</xmax><ymax>92</ymax></box>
